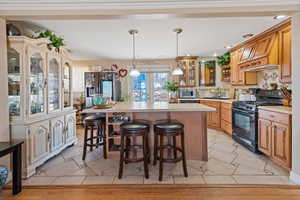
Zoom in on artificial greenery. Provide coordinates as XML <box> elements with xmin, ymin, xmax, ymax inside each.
<box><xmin>204</xmin><ymin>60</ymin><xmax>216</xmax><ymax>68</ymax></box>
<box><xmin>217</xmin><ymin>52</ymin><xmax>230</xmax><ymax>66</ymax></box>
<box><xmin>36</xmin><ymin>30</ymin><xmax>65</xmax><ymax>52</ymax></box>
<box><xmin>166</xmin><ymin>81</ymin><xmax>179</xmax><ymax>92</ymax></box>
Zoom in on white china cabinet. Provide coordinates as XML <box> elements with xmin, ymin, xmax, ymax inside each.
<box><xmin>7</xmin><ymin>36</ymin><xmax>76</xmax><ymax>177</ymax></box>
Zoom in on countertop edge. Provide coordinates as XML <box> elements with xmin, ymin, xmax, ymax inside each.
<box><xmin>258</xmin><ymin>106</ymin><xmax>292</xmax><ymax>115</ymax></box>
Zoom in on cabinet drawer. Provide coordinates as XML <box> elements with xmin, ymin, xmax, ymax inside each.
<box><xmin>221</xmin><ymin>102</ymin><xmax>232</xmax><ymax>110</ymax></box>
<box><xmin>258</xmin><ymin>110</ymin><xmax>290</xmax><ymax>125</ymax></box>
<box><xmin>221</xmin><ymin>120</ymin><xmax>232</xmax><ymax>135</ymax></box>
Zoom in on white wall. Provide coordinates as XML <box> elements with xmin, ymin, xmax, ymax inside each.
<box><xmin>290</xmin><ymin>12</ymin><xmax>300</xmax><ymax>185</ymax></box>
<box><xmin>0</xmin><ymin>18</ymin><xmax>11</xmax><ymax>179</ymax></box>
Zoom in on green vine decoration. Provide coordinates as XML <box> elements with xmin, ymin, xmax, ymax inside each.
<box><xmin>36</xmin><ymin>30</ymin><xmax>65</xmax><ymax>52</ymax></box>
<box><xmin>217</xmin><ymin>52</ymin><xmax>230</xmax><ymax>66</ymax></box>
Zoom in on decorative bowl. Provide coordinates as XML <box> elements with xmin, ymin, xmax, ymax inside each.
<box><xmin>0</xmin><ymin>166</ymin><xmax>8</xmax><ymax>188</ymax></box>
<box><xmin>94</xmin><ymin>103</ymin><xmax>115</xmax><ymax>109</ymax></box>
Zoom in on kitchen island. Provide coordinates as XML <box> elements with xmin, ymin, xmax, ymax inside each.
<box><xmin>82</xmin><ymin>102</ymin><xmax>215</xmax><ymax>161</ymax></box>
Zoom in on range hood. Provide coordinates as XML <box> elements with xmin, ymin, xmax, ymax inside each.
<box><xmin>237</xmin><ymin>32</ymin><xmax>280</xmax><ymax>72</ymax></box>
<box><xmin>241</xmin><ymin>64</ymin><xmax>279</xmax><ymax>72</ymax></box>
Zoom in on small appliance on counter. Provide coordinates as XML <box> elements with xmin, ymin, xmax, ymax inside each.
<box><xmin>232</xmin><ymin>89</ymin><xmax>285</xmax><ymax>153</ymax></box>
<box><xmin>179</xmin><ymin>88</ymin><xmax>197</xmax><ymax>99</ymax></box>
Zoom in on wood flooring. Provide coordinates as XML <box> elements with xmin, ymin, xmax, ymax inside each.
<box><xmin>2</xmin><ymin>184</ymin><xmax>300</xmax><ymax>200</ymax></box>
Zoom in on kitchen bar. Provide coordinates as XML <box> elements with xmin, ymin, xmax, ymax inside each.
<box><xmin>82</xmin><ymin>102</ymin><xmax>215</xmax><ymax>161</ymax></box>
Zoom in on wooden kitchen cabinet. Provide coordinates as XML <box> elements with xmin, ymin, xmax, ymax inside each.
<box><xmin>258</xmin><ymin>118</ymin><xmax>272</xmax><ymax>156</ymax></box>
<box><xmin>220</xmin><ymin>102</ymin><xmax>232</xmax><ymax>135</ymax></box>
<box><xmin>176</xmin><ymin>56</ymin><xmax>199</xmax><ymax>87</ymax></box>
<box><xmin>278</xmin><ymin>23</ymin><xmax>292</xmax><ymax>83</ymax></box>
<box><xmin>272</xmin><ymin>122</ymin><xmax>291</xmax><ymax>168</ymax></box>
<box><xmin>258</xmin><ymin>109</ymin><xmax>292</xmax><ymax>169</ymax></box>
<box><xmin>201</xmin><ymin>100</ymin><xmax>221</xmax><ymax>129</ymax></box>
<box><xmin>230</xmin><ymin>50</ymin><xmax>257</xmax><ymax>86</ymax></box>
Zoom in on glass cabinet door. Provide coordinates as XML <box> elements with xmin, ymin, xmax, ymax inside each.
<box><xmin>48</xmin><ymin>58</ymin><xmax>60</xmax><ymax>112</ymax></box>
<box><xmin>63</xmin><ymin>63</ymin><xmax>71</xmax><ymax>108</ymax></box>
<box><xmin>8</xmin><ymin>48</ymin><xmax>21</xmax><ymax>118</ymax></box>
<box><xmin>29</xmin><ymin>53</ymin><xmax>45</xmax><ymax>115</ymax></box>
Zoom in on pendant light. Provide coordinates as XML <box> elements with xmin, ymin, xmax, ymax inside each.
<box><xmin>172</xmin><ymin>28</ymin><xmax>184</xmax><ymax>76</ymax></box>
<box><xmin>129</xmin><ymin>29</ymin><xmax>140</xmax><ymax>77</ymax></box>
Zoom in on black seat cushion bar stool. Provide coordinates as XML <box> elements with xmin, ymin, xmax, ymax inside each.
<box><xmin>118</xmin><ymin>121</ymin><xmax>150</xmax><ymax>179</ymax></box>
<box><xmin>153</xmin><ymin>120</ymin><xmax>188</xmax><ymax>181</ymax></box>
<box><xmin>82</xmin><ymin>114</ymin><xmax>107</xmax><ymax>160</ymax></box>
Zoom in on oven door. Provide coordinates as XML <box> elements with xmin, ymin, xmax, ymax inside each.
<box><xmin>232</xmin><ymin>108</ymin><xmax>257</xmax><ymax>142</ymax></box>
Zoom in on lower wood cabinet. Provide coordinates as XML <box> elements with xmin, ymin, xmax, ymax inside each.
<box><xmin>258</xmin><ymin>109</ymin><xmax>291</xmax><ymax>169</ymax></box>
<box><xmin>201</xmin><ymin>100</ymin><xmax>232</xmax><ymax>135</ymax></box>
<box><xmin>220</xmin><ymin>102</ymin><xmax>232</xmax><ymax>135</ymax></box>
<box><xmin>258</xmin><ymin>118</ymin><xmax>272</xmax><ymax>156</ymax></box>
<box><xmin>201</xmin><ymin>100</ymin><xmax>221</xmax><ymax>129</ymax></box>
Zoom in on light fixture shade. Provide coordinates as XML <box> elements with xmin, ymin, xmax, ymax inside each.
<box><xmin>172</xmin><ymin>67</ymin><xmax>183</xmax><ymax>75</ymax></box>
<box><xmin>129</xmin><ymin>68</ymin><xmax>140</xmax><ymax>77</ymax></box>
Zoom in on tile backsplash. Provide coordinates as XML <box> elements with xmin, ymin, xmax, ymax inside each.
<box><xmin>257</xmin><ymin>69</ymin><xmax>291</xmax><ymax>90</ymax></box>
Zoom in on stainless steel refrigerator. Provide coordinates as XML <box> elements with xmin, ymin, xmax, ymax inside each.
<box><xmin>84</xmin><ymin>71</ymin><xmax>121</xmax><ymax>106</ymax></box>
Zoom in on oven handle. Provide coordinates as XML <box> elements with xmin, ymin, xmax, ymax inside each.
<box><xmin>232</xmin><ymin>108</ymin><xmax>256</xmax><ymax>116</ymax></box>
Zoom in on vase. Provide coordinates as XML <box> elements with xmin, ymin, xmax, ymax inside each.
<box><xmin>0</xmin><ymin>166</ymin><xmax>8</xmax><ymax>189</ymax></box>
<box><xmin>169</xmin><ymin>91</ymin><xmax>178</xmax><ymax>103</ymax></box>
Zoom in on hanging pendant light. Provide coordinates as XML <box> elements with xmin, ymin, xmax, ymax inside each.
<box><xmin>128</xmin><ymin>29</ymin><xmax>140</xmax><ymax>77</ymax></box>
<box><xmin>172</xmin><ymin>28</ymin><xmax>184</xmax><ymax>76</ymax></box>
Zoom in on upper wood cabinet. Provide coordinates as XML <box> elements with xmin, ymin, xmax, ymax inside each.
<box><xmin>230</xmin><ymin>19</ymin><xmax>292</xmax><ymax>84</ymax></box>
<box><xmin>230</xmin><ymin>50</ymin><xmax>257</xmax><ymax>86</ymax></box>
<box><xmin>278</xmin><ymin>23</ymin><xmax>292</xmax><ymax>83</ymax></box>
<box><xmin>176</xmin><ymin>56</ymin><xmax>199</xmax><ymax>87</ymax></box>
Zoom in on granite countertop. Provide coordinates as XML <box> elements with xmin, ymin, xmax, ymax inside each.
<box><xmin>199</xmin><ymin>98</ymin><xmax>236</xmax><ymax>104</ymax></box>
<box><xmin>81</xmin><ymin>102</ymin><xmax>216</xmax><ymax>113</ymax></box>
<box><xmin>258</xmin><ymin>106</ymin><xmax>292</xmax><ymax>115</ymax></box>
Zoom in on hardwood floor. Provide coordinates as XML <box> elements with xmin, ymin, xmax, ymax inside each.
<box><xmin>2</xmin><ymin>185</ymin><xmax>300</xmax><ymax>200</ymax></box>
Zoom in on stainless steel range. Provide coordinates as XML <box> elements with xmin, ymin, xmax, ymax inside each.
<box><xmin>232</xmin><ymin>89</ymin><xmax>284</xmax><ymax>153</ymax></box>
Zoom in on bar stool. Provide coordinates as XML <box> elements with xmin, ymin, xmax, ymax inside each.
<box><xmin>118</xmin><ymin>121</ymin><xmax>150</xmax><ymax>179</ymax></box>
<box><xmin>82</xmin><ymin>114</ymin><xmax>107</xmax><ymax>160</ymax></box>
<box><xmin>153</xmin><ymin>120</ymin><xmax>188</xmax><ymax>181</ymax></box>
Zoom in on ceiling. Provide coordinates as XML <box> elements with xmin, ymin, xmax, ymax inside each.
<box><xmin>27</xmin><ymin>16</ymin><xmax>286</xmax><ymax>60</ymax></box>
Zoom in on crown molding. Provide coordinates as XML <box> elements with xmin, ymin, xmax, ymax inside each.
<box><xmin>0</xmin><ymin>0</ymin><xmax>300</xmax><ymax>10</ymax></box>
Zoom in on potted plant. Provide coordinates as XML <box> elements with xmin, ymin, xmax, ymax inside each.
<box><xmin>166</xmin><ymin>81</ymin><xmax>179</xmax><ymax>103</ymax></box>
<box><xmin>217</xmin><ymin>52</ymin><xmax>230</xmax><ymax>66</ymax></box>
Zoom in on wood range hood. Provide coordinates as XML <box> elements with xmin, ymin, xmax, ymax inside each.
<box><xmin>238</xmin><ymin>32</ymin><xmax>280</xmax><ymax>72</ymax></box>
<box><xmin>234</xmin><ymin>19</ymin><xmax>291</xmax><ymax>73</ymax></box>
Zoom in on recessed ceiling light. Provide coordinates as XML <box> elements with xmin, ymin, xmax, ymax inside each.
<box><xmin>243</xmin><ymin>33</ymin><xmax>254</xmax><ymax>39</ymax></box>
<box><xmin>186</xmin><ymin>53</ymin><xmax>191</xmax><ymax>56</ymax></box>
<box><xmin>213</xmin><ymin>52</ymin><xmax>218</xmax><ymax>57</ymax></box>
<box><xmin>274</xmin><ymin>15</ymin><xmax>287</xmax><ymax>20</ymax></box>
<box><xmin>225</xmin><ymin>45</ymin><xmax>232</xmax><ymax>50</ymax></box>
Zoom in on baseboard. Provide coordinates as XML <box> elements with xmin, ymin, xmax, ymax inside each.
<box><xmin>290</xmin><ymin>171</ymin><xmax>300</xmax><ymax>185</ymax></box>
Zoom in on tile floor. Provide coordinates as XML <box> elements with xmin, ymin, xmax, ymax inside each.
<box><xmin>20</xmin><ymin>127</ymin><xmax>294</xmax><ymax>185</ymax></box>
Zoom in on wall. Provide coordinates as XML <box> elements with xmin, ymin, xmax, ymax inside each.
<box><xmin>0</xmin><ymin>18</ymin><xmax>11</xmax><ymax>179</ymax></box>
<box><xmin>290</xmin><ymin>12</ymin><xmax>300</xmax><ymax>185</ymax></box>
<box><xmin>72</xmin><ymin>59</ymin><xmax>175</xmax><ymax>100</ymax></box>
